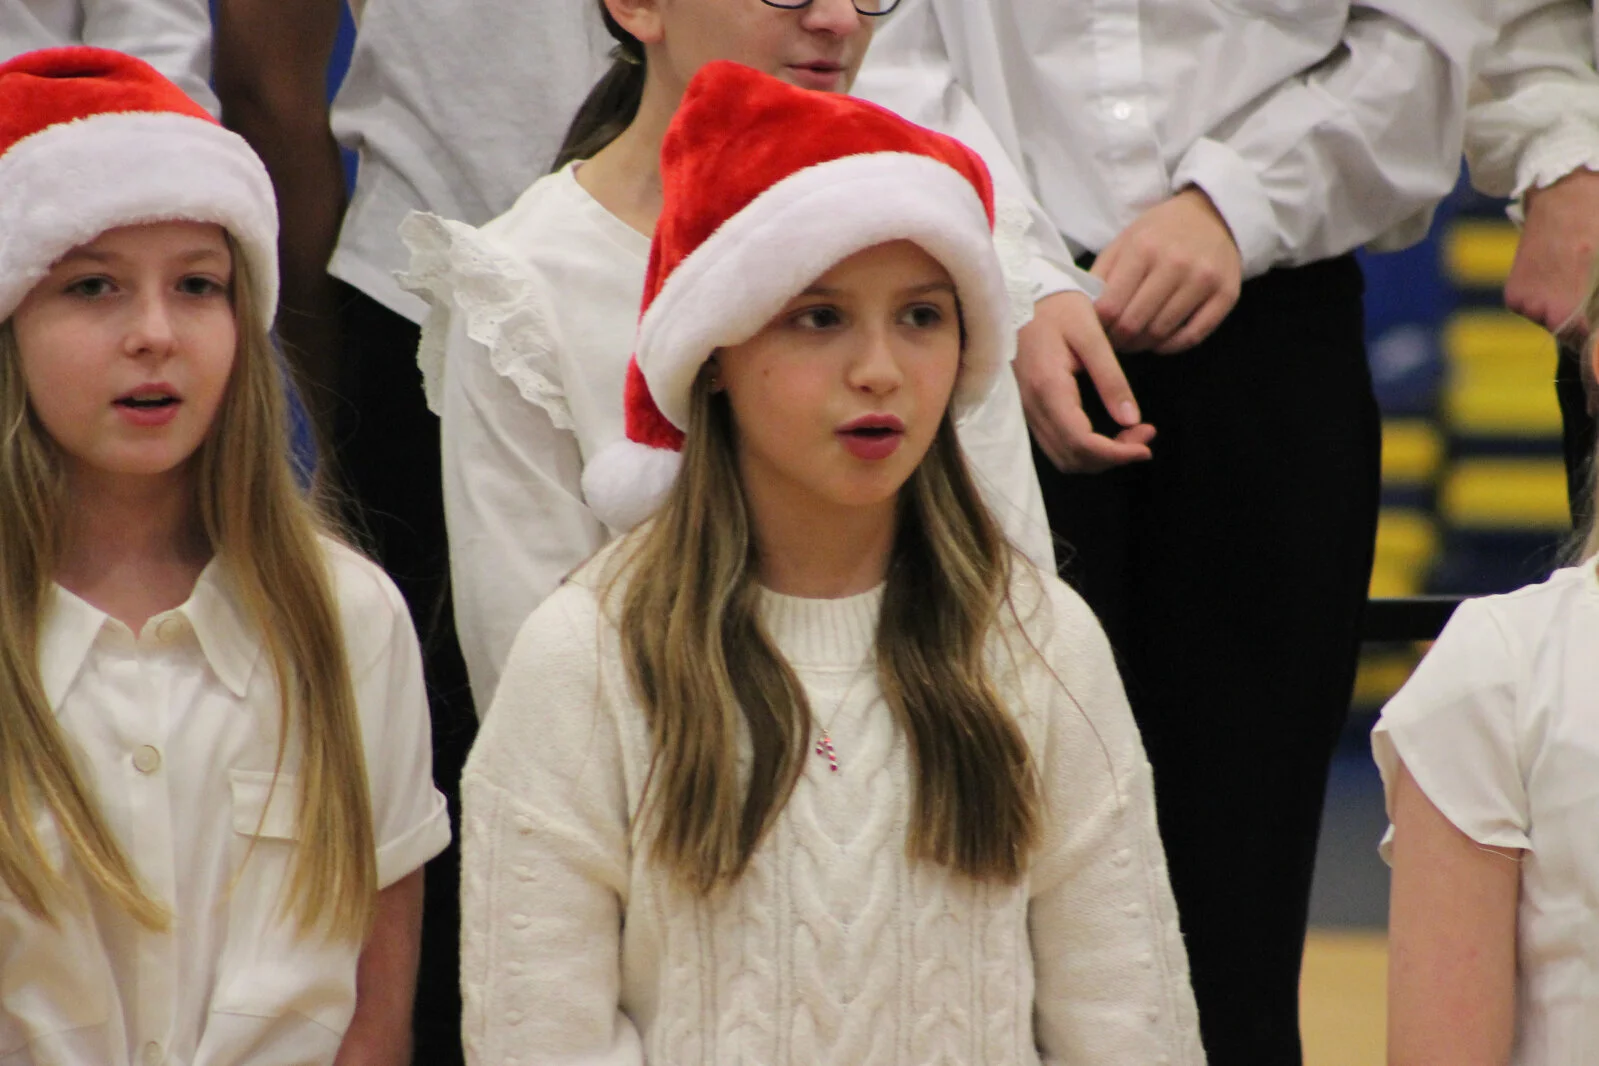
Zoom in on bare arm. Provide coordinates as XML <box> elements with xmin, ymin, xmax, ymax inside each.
<box><xmin>333</xmin><ymin>868</ymin><xmax>426</xmax><ymax>1066</ymax></box>
<box><xmin>1387</xmin><ymin>761</ymin><xmax>1521</xmax><ymax>1066</ymax></box>
<box><xmin>213</xmin><ymin>0</ymin><xmax>348</xmax><ymax>445</ymax></box>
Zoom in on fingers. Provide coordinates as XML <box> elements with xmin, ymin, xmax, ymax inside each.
<box><xmin>1036</xmin><ymin>291</ymin><xmax>1141</xmax><ymax>427</ymax></box>
<box><xmin>1018</xmin><ymin>358</ymin><xmax>1155</xmax><ymax>473</ymax></box>
<box><xmin>1154</xmin><ymin>285</ymin><xmax>1237</xmax><ymax>354</ymax></box>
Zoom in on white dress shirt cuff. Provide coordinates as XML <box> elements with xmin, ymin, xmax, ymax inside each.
<box><xmin>1509</xmin><ymin>115</ymin><xmax>1599</xmax><ymax>224</ymax></box>
<box><xmin>1172</xmin><ymin>136</ymin><xmax>1280</xmax><ymax>279</ymax></box>
<box><xmin>1030</xmin><ymin>256</ymin><xmax>1102</xmax><ymax>303</ymax></box>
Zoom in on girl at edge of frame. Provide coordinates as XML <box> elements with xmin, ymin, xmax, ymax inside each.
<box><xmin>0</xmin><ymin>47</ymin><xmax>449</xmax><ymax>1065</ymax></box>
<box><xmin>458</xmin><ymin>60</ymin><xmax>1203</xmax><ymax>1066</ymax></box>
<box><xmin>1380</xmin><ymin>263</ymin><xmax>1599</xmax><ymax>1065</ymax></box>
<box><xmin>398</xmin><ymin>0</ymin><xmax>1055</xmax><ymax>714</ymax></box>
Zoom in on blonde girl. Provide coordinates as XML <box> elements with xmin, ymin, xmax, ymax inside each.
<box><xmin>400</xmin><ymin>0</ymin><xmax>1055</xmax><ymax>711</ymax></box>
<box><xmin>1379</xmin><ymin>265</ymin><xmax>1599</xmax><ymax>1063</ymax></box>
<box><xmin>459</xmin><ymin>62</ymin><xmax>1201</xmax><ymax>1066</ymax></box>
<box><xmin>0</xmin><ymin>47</ymin><xmax>448</xmax><ymax>1065</ymax></box>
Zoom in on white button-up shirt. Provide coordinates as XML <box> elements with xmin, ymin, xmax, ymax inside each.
<box><xmin>1</xmin><ymin>0</ymin><xmax>218</xmax><ymax>114</ymax></box>
<box><xmin>1468</xmin><ymin>0</ymin><xmax>1599</xmax><ymax>212</ymax></box>
<box><xmin>853</xmin><ymin>0</ymin><xmax>1491</xmax><ymax>281</ymax></box>
<box><xmin>4</xmin><ymin>540</ymin><xmax>450</xmax><ymax>1065</ymax></box>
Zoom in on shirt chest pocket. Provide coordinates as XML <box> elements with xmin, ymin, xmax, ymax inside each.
<box><xmin>205</xmin><ymin>770</ymin><xmax>358</xmax><ymax>1048</ymax></box>
<box><xmin>0</xmin><ymin>815</ymin><xmax>115</xmax><ymax>1059</ymax></box>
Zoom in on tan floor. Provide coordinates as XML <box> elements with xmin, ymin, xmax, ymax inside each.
<box><xmin>1301</xmin><ymin>929</ymin><xmax>1388</xmax><ymax>1066</ymax></box>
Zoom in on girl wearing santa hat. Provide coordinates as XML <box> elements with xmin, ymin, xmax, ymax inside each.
<box><xmin>459</xmin><ymin>62</ymin><xmax>1202</xmax><ymax>1066</ymax></box>
<box><xmin>0</xmin><ymin>47</ymin><xmax>448</xmax><ymax>1064</ymax></box>
<box><xmin>401</xmin><ymin>0</ymin><xmax>1054</xmax><ymax>712</ymax></box>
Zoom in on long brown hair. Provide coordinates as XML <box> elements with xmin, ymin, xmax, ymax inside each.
<box><xmin>552</xmin><ymin>3</ymin><xmax>647</xmax><ymax>171</ymax></box>
<box><xmin>0</xmin><ymin>237</ymin><xmax>376</xmax><ymax>940</ymax></box>
<box><xmin>612</xmin><ymin>371</ymin><xmax>1039</xmax><ymax>895</ymax></box>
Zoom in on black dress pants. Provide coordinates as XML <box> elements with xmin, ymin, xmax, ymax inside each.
<box><xmin>1556</xmin><ymin>342</ymin><xmax>1595</xmax><ymax>527</ymax></box>
<box><xmin>333</xmin><ymin>281</ymin><xmax>476</xmax><ymax>1066</ymax></box>
<box><xmin>1037</xmin><ymin>255</ymin><xmax>1379</xmax><ymax>1066</ymax></box>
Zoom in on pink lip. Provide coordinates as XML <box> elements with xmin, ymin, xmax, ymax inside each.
<box><xmin>836</xmin><ymin>413</ymin><xmax>905</xmax><ymax>462</ymax></box>
<box><xmin>786</xmin><ymin>63</ymin><xmax>845</xmax><ymax>91</ymax></box>
<box><xmin>112</xmin><ymin>383</ymin><xmax>182</xmax><ymax>427</ymax></box>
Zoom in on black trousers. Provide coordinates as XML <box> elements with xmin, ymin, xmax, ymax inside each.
<box><xmin>1037</xmin><ymin>255</ymin><xmax>1379</xmax><ymax>1066</ymax></box>
<box><xmin>1556</xmin><ymin>343</ymin><xmax>1595</xmax><ymax>528</ymax></box>
<box><xmin>332</xmin><ymin>282</ymin><xmax>476</xmax><ymax>1066</ymax></box>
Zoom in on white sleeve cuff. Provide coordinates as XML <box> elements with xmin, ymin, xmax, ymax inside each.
<box><xmin>1509</xmin><ymin>115</ymin><xmax>1599</xmax><ymax>224</ymax></box>
<box><xmin>1171</xmin><ymin>137</ymin><xmax>1280</xmax><ymax>279</ymax></box>
<box><xmin>376</xmin><ymin>789</ymin><xmax>453</xmax><ymax>888</ymax></box>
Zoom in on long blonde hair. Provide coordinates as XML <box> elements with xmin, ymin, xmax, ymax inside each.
<box><xmin>0</xmin><ymin>238</ymin><xmax>376</xmax><ymax>940</ymax></box>
<box><xmin>614</xmin><ymin>371</ymin><xmax>1039</xmax><ymax>895</ymax></box>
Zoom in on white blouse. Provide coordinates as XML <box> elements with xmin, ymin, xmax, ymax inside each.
<box><xmin>1372</xmin><ymin>561</ymin><xmax>1599</xmax><ymax>1064</ymax></box>
<box><xmin>402</xmin><ymin>164</ymin><xmax>1056</xmax><ymax>711</ymax></box>
<box><xmin>5</xmin><ymin>539</ymin><xmax>451</xmax><ymax>1066</ymax></box>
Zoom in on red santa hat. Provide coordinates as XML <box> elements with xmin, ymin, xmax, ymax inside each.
<box><xmin>0</xmin><ymin>47</ymin><xmax>277</xmax><ymax>322</ymax></box>
<box><xmin>581</xmin><ymin>60</ymin><xmax>1012</xmax><ymax>532</ymax></box>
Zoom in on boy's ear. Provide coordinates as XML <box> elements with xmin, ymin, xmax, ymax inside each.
<box><xmin>604</xmin><ymin>0</ymin><xmax>666</xmax><ymax>46</ymax></box>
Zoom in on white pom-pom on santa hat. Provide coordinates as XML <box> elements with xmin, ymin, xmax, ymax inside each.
<box><xmin>0</xmin><ymin>47</ymin><xmax>278</xmax><ymax>323</ymax></box>
<box><xmin>580</xmin><ymin>61</ymin><xmax>1012</xmax><ymax>532</ymax></box>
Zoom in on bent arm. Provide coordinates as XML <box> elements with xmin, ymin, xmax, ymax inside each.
<box><xmin>1386</xmin><ymin>761</ymin><xmax>1520</xmax><ymax>1066</ymax></box>
<box><xmin>1172</xmin><ymin>2</ymin><xmax>1487</xmax><ymax>275</ymax></box>
<box><xmin>333</xmin><ymin>870</ymin><xmax>426</xmax><ymax>1066</ymax></box>
<box><xmin>213</xmin><ymin>0</ymin><xmax>348</xmax><ymax>438</ymax></box>
<box><xmin>439</xmin><ymin>315</ymin><xmax>609</xmax><ymax>711</ymax></box>
<box><xmin>460</xmin><ymin>596</ymin><xmax>642</xmax><ymax>1064</ymax></box>
<box><xmin>1466</xmin><ymin>0</ymin><xmax>1598</xmax><ymax>203</ymax></box>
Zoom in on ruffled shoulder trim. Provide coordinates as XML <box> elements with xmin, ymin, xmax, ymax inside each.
<box><xmin>396</xmin><ymin>212</ymin><xmax>574</xmax><ymax>431</ymax></box>
<box><xmin>993</xmin><ymin>195</ymin><xmax>1040</xmax><ymax>344</ymax></box>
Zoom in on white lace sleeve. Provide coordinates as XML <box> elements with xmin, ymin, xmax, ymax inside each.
<box><xmin>397</xmin><ymin>212</ymin><xmax>574</xmax><ymax>430</ymax></box>
<box><xmin>993</xmin><ymin>195</ymin><xmax>1043</xmax><ymax>341</ymax></box>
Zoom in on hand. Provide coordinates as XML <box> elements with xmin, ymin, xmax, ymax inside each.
<box><xmin>1092</xmin><ymin>186</ymin><xmax>1243</xmax><ymax>354</ymax></box>
<box><xmin>1505</xmin><ymin>167</ymin><xmax>1599</xmax><ymax>337</ymax></box>
<box><xmin>1016</xmin><ymin>290</ymin><xmax>1157</xmax><ymax>472</ymax></box>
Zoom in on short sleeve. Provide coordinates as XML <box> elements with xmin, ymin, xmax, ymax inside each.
<box><xmin>331</xmin><ymin>544</ymin><xmax>453</xmax><ymax>887</ymax></box>
<box><xmin>1371</xmin><ymin>598</ymin><xmax>1531</xmax><ymax>859</ymax></box>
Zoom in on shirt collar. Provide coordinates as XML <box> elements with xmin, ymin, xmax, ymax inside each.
<box><xmin>39</xmin><ymin>584</ymin><xmax>111</xmax><ymax>710</ymax></box>
<box><xmin>40</xmin><ymin>558</ymin><xmax>266</xmax><ymax>708</ymax></box>
<box><xmin>178</xmin><ymin>559</ymin><xmax>265</xmax><ymax>700</ymax></box>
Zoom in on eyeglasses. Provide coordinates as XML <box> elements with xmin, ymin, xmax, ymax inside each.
<box><xmin>759</xmin><ymin>0</ymin><xmax>903</xmax><ymax>16</ymax></box>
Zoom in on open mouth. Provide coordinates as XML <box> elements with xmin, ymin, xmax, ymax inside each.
<box><xmin>842</xmin><ymin>425</ymin><xmax>898</xmax><ymax>440</ymax></box>
<box><xmin>115</xmin><ymin>396</ymin><xmax>178</xmax><ymax>409</ymax></box>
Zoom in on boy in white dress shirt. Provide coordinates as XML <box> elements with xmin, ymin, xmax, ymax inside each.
<box><xmin>854</xmin><ymin>1</ymin><xmax>1489</xmax><ymax>1061</ymax></box>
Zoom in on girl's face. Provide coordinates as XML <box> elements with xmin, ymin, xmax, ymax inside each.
<box><xmin>622</xmin><ymin>0</ymin><xmax>874</xmax><ymax>96</ymax></box>
<box><xmin>716</xmin><ymin>239</ymin><xmax>961</xmax><ymax>524</ymax></box>
<box><xmin>11</xmin><ymin>221</ymin><xmax>236</xmax><ymax>488</ymax></box>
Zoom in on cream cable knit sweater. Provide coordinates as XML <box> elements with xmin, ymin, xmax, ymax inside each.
<box><xmin>461</xmin><ymin>554</ymin><xmax>1204</xmax><ymax>1065</ymax></box>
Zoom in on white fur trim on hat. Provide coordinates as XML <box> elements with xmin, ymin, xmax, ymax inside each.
<box><xmin>581</xmin><ymin>437</ymin><xmax>684</xmax><ymax>532</ymax></box>
<box><xmin>0</xmin><ymin>111</ymin><xmax>278</xmax><ymax>321</ymax></box>
<box><xmin>636</xmin><ymin>152</ymin><xmax>1008</xmax><ymax>430</ymax></box>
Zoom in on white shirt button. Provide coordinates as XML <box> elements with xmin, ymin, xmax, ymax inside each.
<box><xmin>132</xmin><ymin>745</ymin><xmax>162</xmax><ymax>774</ymax></box>
<box><xmin>142</xmin><ymin>1041</ymin><xmax>162</xmax><ymax>1066</ymax></box>
<box><xmin>1110</xmin><ymin>100</ymin><xmax>1133</xmax><ymax>121</ymax></box>
<box><xmin>155</xmin><ymin>617</ymin><xmax>184</xmax><ymax>642</ymax></box>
